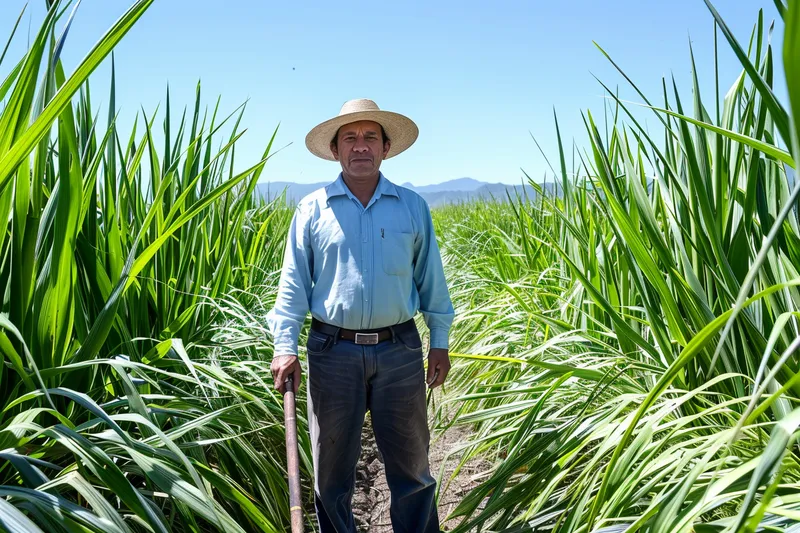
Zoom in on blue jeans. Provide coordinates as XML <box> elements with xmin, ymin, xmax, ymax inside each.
<box><xmin>305</xmin><ymin>324</ymin><xmax>440</xmax><ymax>533</ymax></box>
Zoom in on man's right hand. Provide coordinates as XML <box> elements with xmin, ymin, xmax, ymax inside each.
<box><xmin>271</xmin><ymin>355</ymin><xmax>302</xmax><ymax>394</ymax></box>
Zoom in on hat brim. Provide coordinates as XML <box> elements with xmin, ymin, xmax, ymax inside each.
<box><xmin>305</xmin><ymin>110</ymin><xmax>419</xmax><ymax>161</ymax></box>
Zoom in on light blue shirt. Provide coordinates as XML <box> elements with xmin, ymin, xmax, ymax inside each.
<box><xmin>267</xmin><ymin>172</ymin><xmax>455</xmax><ymax>356</ymax></box>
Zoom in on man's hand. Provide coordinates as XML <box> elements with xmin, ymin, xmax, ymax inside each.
<box><xmin>426</xmin><ymin>348</ymin><xmax>450</xmax><ymax>388</ymax></box>
<box><xmin>271</xmin><ymin>355</ymin><xmax>302</xmax><ymax>394</ymax></box>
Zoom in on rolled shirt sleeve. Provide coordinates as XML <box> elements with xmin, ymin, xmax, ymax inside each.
<box><xmin>266</xmin><ymin>204</ymin><xmax>314</xmax><ymax>356</ymax></box>
<box><xmin>413</xmin><ymin>200</ymin><xmax>455</xmax><ymax>349</ymax></box>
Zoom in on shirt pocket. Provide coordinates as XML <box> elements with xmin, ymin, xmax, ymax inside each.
<box><xmin>381</xmin><ymin>230</ymin><xmax>414</xmax><ymax>276</ymax></box>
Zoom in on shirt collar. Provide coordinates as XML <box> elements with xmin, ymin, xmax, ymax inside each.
<box><xmin>324</xmin><ymin>174</ymin><xmax>348</xmax><ymax>201</ymax></box>
<box><xmin>325</xmin><ymin>172</ymin><xmax>399</xmax><ymax>205</ymax></box>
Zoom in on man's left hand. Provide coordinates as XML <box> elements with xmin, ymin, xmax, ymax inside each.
<box><xmin>426</xmin><ymin>348</ymin><xmax>450</xmax><ymax>388</ymax></box>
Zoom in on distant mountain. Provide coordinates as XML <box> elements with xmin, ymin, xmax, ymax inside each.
<box><xmin>255</xmin><ymin>177</ymin><xmax>549</xmax><ymax>207</ymax></box>
<box><xmin>256</xmin><ymin>181</ymin><xmax>329</xmax><ymax>204</ymax></box>
<box><xmin>403</xmin><ymin>177</ymin><xmax>487</xmax><ymax>194</ymax></box>
<box><xmin>414</xmin><ymin>183</ymin><xmax>541</xmax><ymax>207</ymax></box>
<box><xmin>256</xmin><ymin>167</ymin><xmax>796</xmax><ymax>207</ymax></box>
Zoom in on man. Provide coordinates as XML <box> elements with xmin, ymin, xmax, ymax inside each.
<box><xmin>267</xmin><ymin>98</ymin><xmax>454</xmax><ymax>533</ymax></box>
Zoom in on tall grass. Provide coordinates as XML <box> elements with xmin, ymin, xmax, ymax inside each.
<box><xmin>5</xmin><ymin>1</ymin><xmax>800</xmax><ymax>532</ymax></box>
<box><xmin>0</xmin><ymin>2</ymin><xmax>310</xmax><ymax>531</ymax></box>
<box><xmin>436</xmin><ymin>1</ymin><xmax>800</xmax><ymax>531</ymax></box>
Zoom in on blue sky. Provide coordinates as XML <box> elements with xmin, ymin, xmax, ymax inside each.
<box><xmin>0</xmin><ymin>0</ymin><xmax>787</xmax><ymax>186</ymax></box>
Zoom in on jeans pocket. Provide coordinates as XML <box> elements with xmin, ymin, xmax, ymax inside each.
<box><xmin>381</xmin><ymin>230</ymin><xmax>414</xmax><ymax>276</ymax></box>
<box><xmin>396</xmin><ymin>328</ymin><xmax>423</xmax><ymax>351</ymax></box>
<box><xmin>306</xmin><ymin>329</ymin><xmax>334</xmax><ymax>355</ymax></box>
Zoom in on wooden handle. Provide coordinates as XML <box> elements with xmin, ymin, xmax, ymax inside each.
<box><xmin>283</xmin><ymin>375</ymin><xmax>303</xmax><ymax>533</ymax></box>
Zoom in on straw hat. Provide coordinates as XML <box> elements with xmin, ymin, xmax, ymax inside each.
<box><xmin>305</xmin><ymin>98</ymin><xmax>419</xmax><ymax>161</ymax></box>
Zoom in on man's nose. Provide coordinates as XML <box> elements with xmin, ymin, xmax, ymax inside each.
<box><xmin>353</xmin><ymin>136</ymin><xmax>369</xmax><ymax>152</ymax></box>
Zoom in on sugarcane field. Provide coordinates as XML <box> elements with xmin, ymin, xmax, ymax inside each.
<box><xmin>1</xmin><ymin>1</ymin><xmax>800</xmax><ymax>532</ymax></box>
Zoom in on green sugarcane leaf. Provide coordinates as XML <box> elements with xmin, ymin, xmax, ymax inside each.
<box><xmin>0</xmin><ymin>497</ymin><xmax>45</xmax><ymax>533</ymax></box>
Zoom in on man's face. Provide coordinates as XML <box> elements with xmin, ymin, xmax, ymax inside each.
<box><xmin>330</xmin><ymin>120</ymin><xmax>390</xmax><ymax>179</ymax></box>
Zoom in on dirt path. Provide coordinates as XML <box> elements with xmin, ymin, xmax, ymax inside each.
<box><xmin>350</xmin><ymin>414</ymin><xmax>488</xmax><ymax>532</ymax></box>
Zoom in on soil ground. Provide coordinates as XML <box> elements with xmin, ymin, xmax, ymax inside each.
<box><xmin>350</xmin><ymin>413</ymin><xmax>489</xmax><ymax>532</ymax></box>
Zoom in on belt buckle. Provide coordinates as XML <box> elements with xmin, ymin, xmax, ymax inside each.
<box><xmin>355</xmin><ymin>332</ymin><xmax>379</xmax><ymax>345</ymax></box>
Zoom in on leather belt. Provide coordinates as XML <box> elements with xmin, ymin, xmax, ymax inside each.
<box><xmin>310</xmin><ymin>318</ymin><xmax>417</xmax><ymax>345</ymax></box>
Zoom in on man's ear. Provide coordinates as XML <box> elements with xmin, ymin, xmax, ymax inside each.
<box><xmin>330</xmin><ymin>141</ymin><xmax>340</xmax><ymax>161</ymax></box>
<box><xmin>383</xmin><ymin>140</ymin><xmax>391</xmax><ymax>159</ymax></box>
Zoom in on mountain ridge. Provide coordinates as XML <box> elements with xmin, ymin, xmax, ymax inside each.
<box><xmin>255</xmin><ymin>177</ymin><xmax>545</xmax><ymax>207</ymax></box>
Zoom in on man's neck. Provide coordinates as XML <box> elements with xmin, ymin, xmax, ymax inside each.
<box><xmin>342</xmin><ymin>172</ymin><xmax>380</xmax><ymax>207</ymax></box>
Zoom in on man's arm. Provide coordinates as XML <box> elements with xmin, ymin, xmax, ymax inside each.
<box><xmin>413</xmin><ymin>200</ymin><xmax>455</xmax><ymax>388</ymax></box>
<box><xmin>267</xmin><ymin>204</ymin><xmax>313</xmax><ymax>393</ymax></box>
